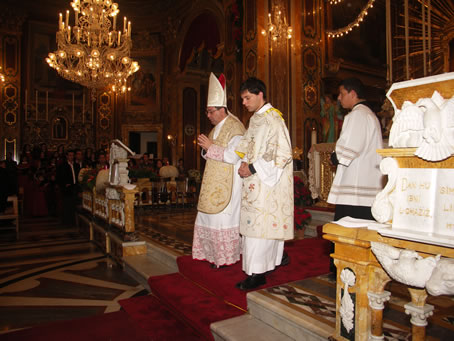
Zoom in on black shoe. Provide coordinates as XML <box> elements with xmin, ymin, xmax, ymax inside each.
<box><xmin>280</xmin><ymin>251</ymin><xmax>290</xmax><ymax>267</ymax></box>
<box><xmin>235</xmin><ymin>273</ymin><xmax>266</xmax><ymax>290</ymax></box>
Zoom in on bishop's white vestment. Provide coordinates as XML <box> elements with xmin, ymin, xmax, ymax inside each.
<box><xmin>235</xmin><ymin>103</ymin><xmax>294</xmax><ymax>275</ymax></box>
<box><xmin>192</xmin><ymin>114</ymin><xmax>245</xmax><ymax>267</ymax></box>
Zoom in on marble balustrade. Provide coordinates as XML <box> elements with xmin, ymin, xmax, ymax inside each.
<box><xmin>323</xmin><ymin>223</ymin><xmax>454</xmax><ymax>341</ymax></box>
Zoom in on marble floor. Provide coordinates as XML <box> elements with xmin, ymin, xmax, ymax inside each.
<box><xmin>0</xmin><ymin>216</ymin><xmax>148</xmax><ymax>334</ymax></box>
<box><xmin>2</xmin><ymin>208</ymin><xmax>453</xmax><ymax>340</ymax></box>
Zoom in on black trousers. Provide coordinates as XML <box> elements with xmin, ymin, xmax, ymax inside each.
<box><xmin>330</xmin><ymin>204</ymin><xmax>374</xmax><ymax>273</ymax></box>
<box><xmin>333</xmin><ymin>204</ymin><xmax>374</xmax><ymax>221</ymax></box>
<box><xmin>61</xmin><ymin>185</ymin><xmax>77</xmax><ymax>226</ymax></box>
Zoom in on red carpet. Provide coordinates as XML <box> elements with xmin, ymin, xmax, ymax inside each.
<box><xmin>119</xmin><ymin>294</ymin><xmax>202</xmax><ymax>340</ymax></box>
<box><xmin>146</xmin><ymin>273</ymin><xmax>245</xmax><ymax>340</ymax></box>
<box><xmin>176</xmin><ymin>238</ymin><xmax>331</xmax><ymax>309</ymax></box>
<box><xmin>1</xmin><ymin>311</ymin><xmax>150</xmax><ymax>341</ymax></box>
<box><xmin>3</xmin><ymin>238</ymin><xmax>331</xmax><ymax>341</ymax></box>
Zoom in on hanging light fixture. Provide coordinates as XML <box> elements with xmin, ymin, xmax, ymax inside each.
<box><xmin>46</xmin><ymin>0</ymin><xmax>139</xmax><ymax>95</ymax></box>
<box><xmin>261</xmin><ymin>4</ymin><xmax>293</xmax><ymax>42</ymax></box>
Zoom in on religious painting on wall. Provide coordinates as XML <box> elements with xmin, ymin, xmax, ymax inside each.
<box><xmin>127</xmin><ymin>53</ymin><xmax>161</xmax><ymax>117</ymax></box>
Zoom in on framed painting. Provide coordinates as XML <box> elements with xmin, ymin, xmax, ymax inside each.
<box><xmin>127</xmin><ymin>52</ymin><xmax>161</xmax><ymax>114</ymax></box>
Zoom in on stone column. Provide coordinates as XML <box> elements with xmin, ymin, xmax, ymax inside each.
<box><xmin>121</xmin><ymin>186</ymin><xmax>138</xmax><ymax>233</ymax></box>
<box><xmin>367</xmin><ymin>291</ymin><xmax>391</xmax><ymax>340</ymax></box>
<box><xmin>405</xmin><ymin>288</ymin><xmax>434</xmax><ymax>341</ymax></box>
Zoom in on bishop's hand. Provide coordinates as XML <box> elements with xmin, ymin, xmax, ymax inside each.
<box><xmin>197</xmin><ymin>134</ymin><xmax>212</xmax><ymax>151</ymax></box>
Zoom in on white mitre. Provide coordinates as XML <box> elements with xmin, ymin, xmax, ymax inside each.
<box><xmin>207</xmin><ymin>72</ymin><xmax>227</xmax><ymax>107</ymax></box>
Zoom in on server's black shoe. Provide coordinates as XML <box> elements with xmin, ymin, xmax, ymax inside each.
<box><xmin>235</xmin><ymin>273</ymin><xmax>266</xmax><ymax>290</ymax></box>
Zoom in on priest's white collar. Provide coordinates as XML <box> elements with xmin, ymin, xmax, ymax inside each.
<box><xmin>256</xmin><ymin>103</ymin><xmax>272</xmax><ymax>114</ymax></box>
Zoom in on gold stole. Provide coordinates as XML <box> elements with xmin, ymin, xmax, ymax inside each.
<box><xmin>197</xmin><ymin>116</ymin><xmax>245</xmax><ymax>214</ymax></box>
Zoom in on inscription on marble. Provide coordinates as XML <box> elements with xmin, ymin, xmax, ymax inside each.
<box><xmin>393</xmin><ymin>168</ymin><xmax>454</xmax><ymax>237</ymax></box>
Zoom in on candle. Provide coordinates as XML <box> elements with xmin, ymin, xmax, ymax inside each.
<box><xmin>128</xmin><ymin>21</ymin><xmax>131</xmax><ymax>37</ymax></box>
<box><xmin>59</xmin><ymin>13</ymin><xmax>63</xmax><ymax>30</ymax></box>
<box><xmin>46</xmin><ymin>91</ymin><xmax>48</xmax><ymax>121</ymax></box>
<box><xmin>77</xmin><ymin>28</ymin><xmax>80</xmax><ymax>42</ymax></box>
<box><xmin>311</xmin><ymin>129</ymin><xmax>317</xmax><ymax>145</ymax></box>
<box><xmin>66</xmin><ymin>10</ymin><xmax>69</xmax><ymax>28</ymax></box>
<box><xmin>108</xmin><ymin>32</ymin><xmax>112</xmax><ymax>46</ymax></box>
<box><xmin>123</xmin><ymin>17</ymin><xmax>126</xmax><ymax>32</ymax></box>
<box><xmin>314</xmin><ymin>151</ymin><xmax>320</xmax><ymax>189</ymax></box>
<box><xmin>35</xmin><ymin>90</ymin><xmax>38</xmax><ymax>121</ymax></box>
<box><xmin>72</xmin><ymin>92</ymin><xmax>75</xmax><ymax>123</ymax></box>
<box><xmin>113</xmin><ymin>15</ymin><xmax>117</xmax><ymax>31</ymax></box>
<box><xmin>118</xmin><ymin>31</ymin><xmax>121</xmax><ymax>45</ymax></box>
<box><xmin>67</xmin><ymin>26</ymin><xmax>71</xmax><ymax>41</ymax></box>
<box><xmin>82</xmin><ymin>94</ymin><xmax>85</xmax><ymax>123</ymax></box>
<box><xmin>75</xmin><ymin>11</ymin><xmax>78</xmax><ymax>26</ymax></box>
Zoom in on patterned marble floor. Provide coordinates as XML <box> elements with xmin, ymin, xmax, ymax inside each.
<box><xmin>135</xmin><ymin>206</ymin><xmax>196</xmax><ymax>255</ymax></box>
<box><xmin>0</xmin><ymin>216</ymin><xmax>147</xmax><ymax>334</ymax></box>
<box><xmin>262</xmin><ymin>273</ymin><xmax>454</xmax><ymax>340</ymax></box>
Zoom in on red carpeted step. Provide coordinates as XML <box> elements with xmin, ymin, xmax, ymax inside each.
<box><xmin>147</xmin><ymin>272</ymin><xmax>245</xmax><ymax>341</ymax></box>
<box><xmin>119</xmin><ymin>294</ymin><xmax>202</xmax><ymax>340</ymax></box>
<box><xmin>1</xmin><ymin>311</ymin><xmax>150</xmax><ymax>341</ymax></box>
<box><xmin>177</xmin><ymin>238</ymin><xmax>331</xmax><ymax>310</ymax></box>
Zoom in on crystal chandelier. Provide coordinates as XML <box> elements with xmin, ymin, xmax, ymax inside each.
<box><xmin>261</xmin><ymin>5</ymin><xmax>293</xmax><ymax>42</ymax></box>
<box><xmin>46</xmin><ymin>0</ymin><xmax>139</xmax><ymax>94</ymax></box>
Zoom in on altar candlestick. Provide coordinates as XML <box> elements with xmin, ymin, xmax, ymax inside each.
<box><xmin>311</xmin><ymin>129</ymin><xmax>317</xmax><ymax>145</ymax></box>
<box><xmin>35</xmin><ymin>90</ymin><xmax>38</xmax><ymax>121</ymax></box>
<box><xmin>72</xmin><ymin>92</ymin><xmax>75</xmax><ymax>123</ymax></box>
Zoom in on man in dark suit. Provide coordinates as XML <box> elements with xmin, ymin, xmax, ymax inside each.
<box><xmin>57</xmin><ymin>150</ymin><xmax>78</xmax><ymax>227</ymax></box>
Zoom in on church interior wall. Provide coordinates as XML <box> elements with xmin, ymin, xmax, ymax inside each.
<box><xmin>2</xmin><ymin>0</ymin><xmax>451</xmax><ymax>172</ymax></box>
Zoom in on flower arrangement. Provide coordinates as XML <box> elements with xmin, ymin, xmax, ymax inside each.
<box><xmin>78</xmin><ymin>168</ymin><xmax>98</xmax><ymax>191</ymax></box>
<box><xmin>294</xmin><ymin>175</ymin><xmax>312</xmax><ymax>230</ymax></box>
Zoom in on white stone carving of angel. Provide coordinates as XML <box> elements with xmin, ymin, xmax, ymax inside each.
<box><xmin>426</xmin><ymin>258</ymin><xmax>454</xmax><ymax>296</ymax></box>
<box><xmin>388</xmin><ymin>101</ymin><xmax>424</xmax><ymax>148</ymax></box>
<box><xmin>414</xmin><ymin>92</ymin><xmax>454</xmax><ymax>161</ymax></box>
<box><xmin>371</xmin><ymin>242</ymin><xmax>439</xmax><ymax>288</ymax></box>
<box><xmin>439</xmin><ymin>95</ymin><xmax>454</xmax><ymax>150</ymax></box>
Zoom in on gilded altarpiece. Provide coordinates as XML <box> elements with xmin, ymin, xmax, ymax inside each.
<box><xmin>0</xmin><ymin>9</ymin><xmax>23</xmax><ymax>160</ymax></box>
<box><xmin>224</xmin><ymin>1</ymin><xmax>245</xmax><ymax>123</ymax></box>
<box><xmin>97</xmin><ymin>92</ymin><xmax>113</xmax><ymax>151</ymax></box>
<box><xmin>22</xmin><ymin>21</ymin><xmax>95</xmax><ymax>153</ymax></box>
<box><xmin>301</xmin><ymin>0</ymin><xmax>323</xmax><ymax>170</ymax></box>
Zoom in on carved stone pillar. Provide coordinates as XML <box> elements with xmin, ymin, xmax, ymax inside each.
<box><xmin>405</xmin><ymin>288</ymin><xmax>434</xmax><ymax>341</ymax></box>
<box><xmin>120</xmin><ymin>186</ymin><xmax>138</xmax><ymax>233</ymax></box>
<box><xmin>367</xmin><ymin>291</ymin><xmax>391</xmax><ymax>340</ymax></box>
<box><xmin>367</xmin><ymin>267</ymin><xmax>391</xmax><ymax>341</ymax></box>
